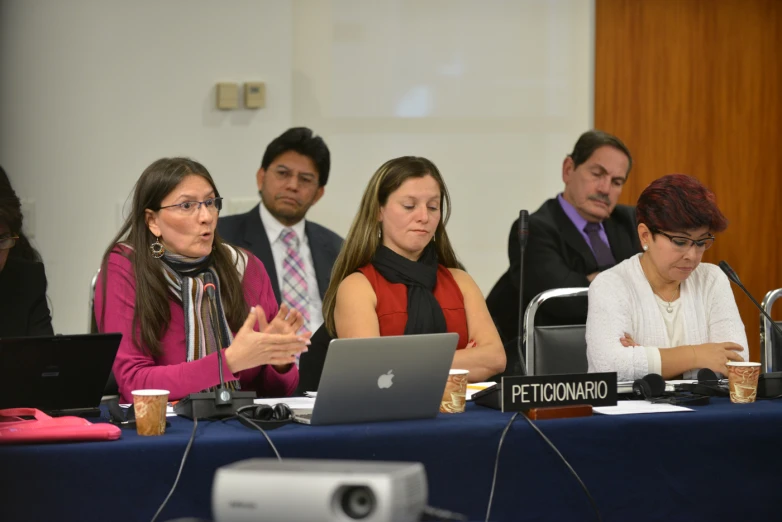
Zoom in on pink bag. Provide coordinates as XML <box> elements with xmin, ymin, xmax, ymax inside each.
<box><xmin>0</xmin><ymin>408</ymin><xmax>121</xmax><ymax>444</ymax></box>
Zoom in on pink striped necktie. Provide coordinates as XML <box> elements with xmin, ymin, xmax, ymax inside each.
<box><xmin>280</xmin><ymin>228</ymin><xmax>310</xmax><ymax>332</ymax></box>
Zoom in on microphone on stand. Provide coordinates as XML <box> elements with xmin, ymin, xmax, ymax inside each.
<box><xmin>174</xmin><ymin>272</ymin><xmax>256</xmax><ymax>419</ymax></box>
<box><xmin>473</xmin><ymin>210</ymin><xmax>530</xmax><ymax>410</ymax></box>
<box><xmin>515</xmin><ymin>210</ymin><xmax>529</xmax><ymax>376</ymax></box>
<box><xmin>718</xmin><ymin>261</ymin><xmax>782</xmax><ymax>398</ymax></box>
<box><xmin>203</xmin><ymin>273</ymin><xmax>232</xmax><ymax>406</ymax></box>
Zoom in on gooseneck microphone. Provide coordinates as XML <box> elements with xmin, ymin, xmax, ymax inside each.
<box><xmin>719</xmin><ymin>260</ymin><xmax>782</xmax><ymax>398</ymax></box>
<box><xmin>203</xmin><ymin>273</ymin><xmax>232</xmax><ymax>406</ymax></box>
<box><xmin>174</xmin><ymin>272</ymin><xmax>256</xmax><ymax>419</ymax></box>
<box><xmin>516</xmin><ymin>210</ymin><xmax>529</xmax><ymax>376</ymax></box>
<box><xmin>718</xmin><ymin>261</ymin><xmax>782</xmax><ymax>342</ymax></box>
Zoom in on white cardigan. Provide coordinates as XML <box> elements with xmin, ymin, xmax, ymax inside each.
<box><xmin>586</xmin><ymin>254</ymin><xmax>748</xmax><ymax>381</ymax></box>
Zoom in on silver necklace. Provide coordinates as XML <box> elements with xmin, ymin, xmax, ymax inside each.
<box><xmin>641</xmin><ymin>262</ymin><xmax>679</xmax><ymax>313</ymax></box>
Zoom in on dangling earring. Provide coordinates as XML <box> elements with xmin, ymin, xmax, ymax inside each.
<box><xmin>642</xmin><ymin>244</ymin><xmax>649</xmax><ymax>252</ymax></box>
<box><xmin>150</xmin><ymin>236</ymin><xmax>165</xmax><ymax>258</ymax></box>
<box><xmin>377</xmin><ymin>226</ymin><xmax>382</xmax><ymax>240</ymax></box>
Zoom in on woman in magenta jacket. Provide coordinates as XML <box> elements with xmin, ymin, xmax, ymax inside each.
<box><xmin>95</xmin><ymin>157</ymin><xmax>310</xmax><ymax>402</ymax></box>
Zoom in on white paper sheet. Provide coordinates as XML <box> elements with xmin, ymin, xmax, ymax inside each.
<box><xmin>594</xmin><ymin>401</ymin><xmax>694</xmax><ymax>415</ymax></box>
<box><xmin>254</xmin><ymin>396</ymin><xmax>316</xmax><ymax>410</ymax></box>
<box><xmin>466</xmin><ymin>382</ymin><xmax>496</xmax><ymax>401</ymax></box>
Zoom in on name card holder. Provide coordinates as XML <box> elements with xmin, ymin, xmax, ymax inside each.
<box><xmin>473</xmin><ymin>372</ymin><xmax>618</xmax><ymax>413</ymax></box>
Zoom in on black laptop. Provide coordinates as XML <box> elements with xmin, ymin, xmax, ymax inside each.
<box><xmin>0</xmin><ymin>333</ymin><xmax>121</xmax><ymax>416</ymax></box>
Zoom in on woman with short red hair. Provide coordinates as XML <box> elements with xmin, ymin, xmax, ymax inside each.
<box><xmin>586</xmin><ymin>174</ymin><xmax>748</xmax><ymax>381</ymax></box>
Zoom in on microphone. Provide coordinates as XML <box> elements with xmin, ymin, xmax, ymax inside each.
<box><xmin>718</xmin><ymin>260</ymin><xmax>782</xmax><ymax>398</ymax></box>
<box><xmin>718</xmin><ymin>261</ymin><xmax>782</xmax><ymax>350</ymax></box>
<box><xmin>515</xmin><ymin>210</ymin><xmax>529</xmax><ymax>376</ymax></box>
<box><xmin>473</xmin><ymin>210</ymin><xmax>529</xmax><ymax>410</ymax></box>
<box><xmin>174</xmin><ymin>272</ymin><xmax>256</xmax><ymax>419</ymax></box>
<box><xmin>203</xmin><ymin>273</ymin><xmax>232</xmax><ymax>406</ymax></box>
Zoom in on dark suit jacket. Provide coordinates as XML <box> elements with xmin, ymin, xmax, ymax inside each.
<box><xmin>487</xmin><ymin>198</ymin><xmax>641</xmax><ymax>340</ymax></box>
<box><xmin>217</xmin><ymin>204</ymin><xmax>343</xmax><ymax>303</ymax></box>
<box><xmin>0</xmin><ymin>258</ymin><xmax>54</xmax><ymax>337</ymax></box>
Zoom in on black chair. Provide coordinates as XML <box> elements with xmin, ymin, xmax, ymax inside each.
<box><xmin>524</xmin><ymin>288</ymin><xmax>589</xmax><ymax>376</ymax></box>
<box><xmin>761</xmin><ymin>288</ymin><xmax>782</xmax><ymax>373</ymax></box>
<box><xmin>296</xmin><ymin>324</ymin><xmax>333</xmax><ymax>395</ymax></box>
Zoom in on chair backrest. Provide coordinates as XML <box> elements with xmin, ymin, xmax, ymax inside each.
<box><xmin>89</xmin><ymin>269</ymin><xmax>100</xmax><ymax>334</ymax></box>
<box><xmin>524</xmin><ymin>288</ymin><xmax>588</xmax><ymax>376</ymax></box>
<box><xmin>761</xmin><ymin>288</ymin><xmax>782</xmax><ymax>373</ymax></box>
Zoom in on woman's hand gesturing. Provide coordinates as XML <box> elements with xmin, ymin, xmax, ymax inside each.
<box><xmin>224</xmin><ymin>305</ymin><xmax>311</xmax><ymax>374</ymax></box>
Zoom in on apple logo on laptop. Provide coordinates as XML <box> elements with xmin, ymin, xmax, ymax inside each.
<box><xmin>377</xmin><ymin>370</ymin><xmax>394</xmax><ymax>389</ymax></box>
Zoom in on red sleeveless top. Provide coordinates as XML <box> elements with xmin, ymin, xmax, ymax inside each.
<box><xmin>357</xmin><ymin>264</ymin><xmax>469</xmax><ymax>350</ymax></box>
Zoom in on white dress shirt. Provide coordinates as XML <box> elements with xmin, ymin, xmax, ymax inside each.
<box><xmin>259</xmin><ymin>203</ymin><xmax>324</xmax><ymax>332</ymax></box>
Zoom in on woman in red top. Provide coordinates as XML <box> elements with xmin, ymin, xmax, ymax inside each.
<box><xmin>322</xmin><ymin>157</ymin><xmax>505</xmax><ymax>382</ymax></box>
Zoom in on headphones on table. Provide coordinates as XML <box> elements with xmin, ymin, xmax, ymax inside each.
<box><xmin>674</xmin><ymin>368</ymin><xmax>730</xmax><ymax>397</ymax></box>
<box><xmin>632</xmin><ymin>373</ymin><xmax>711</xmax><ymax>406</ymax></box>
<box><xmin>235</xmin><ymin>403</ymin><xmax>294</xmax><ymax>430</ymax></box>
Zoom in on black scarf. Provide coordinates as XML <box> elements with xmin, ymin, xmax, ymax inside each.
<box><xmin>371</xmin><ymin>242</ymin><xmax>447</xmax><ymax>335</ymax></box>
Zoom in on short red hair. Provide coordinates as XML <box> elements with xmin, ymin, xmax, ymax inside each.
<box><xmin>636</xmin><ymin>174</ymin><xmax>728</xmax><ymax>233</ymax></box>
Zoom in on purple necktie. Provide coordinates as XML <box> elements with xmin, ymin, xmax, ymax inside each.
<box><xmin>280</xmin><ymin>228</ymin><xmax>310</xmax><ymax>332</ymax></box>
<box><xmin>584</xmin><ymin>222</ymin><xmax>616</xmax><ymax>268</ymax></box>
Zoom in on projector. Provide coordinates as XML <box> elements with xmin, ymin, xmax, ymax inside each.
<box><xmin>212</xmin><ymin>459</ymin><xmax>427</xmax><ymax>522</ymax></box>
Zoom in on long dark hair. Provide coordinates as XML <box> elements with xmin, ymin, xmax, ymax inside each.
<box><xmin>99</xmin><ymin>158</ymin><xmax>247</xmax><ymax>358</ymax></box>
<box><xmin>0</xmin><ymin>165</ymin><xmax>43</xmax><ymax>262</ymax></box>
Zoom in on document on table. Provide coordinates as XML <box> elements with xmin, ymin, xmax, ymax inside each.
<box><xmin>466</xmin><ymin>382</ymin><xmax>496</xmax><ymax>401</ymax></box>
<box><xmin>254</xmin><ymin>396</ymin><xmax>316</xmax><ymax>410</ymax></box>
<box><xmin>594</xmin><ymin>400</ymin><xmax>694</xmax><ymax>415</ymax></box>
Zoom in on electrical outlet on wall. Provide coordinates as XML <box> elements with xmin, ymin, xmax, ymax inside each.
<box><xmin>244</xmin><ymin>82</ymin><xmax>266</xmax><ymax>109</ymax></box>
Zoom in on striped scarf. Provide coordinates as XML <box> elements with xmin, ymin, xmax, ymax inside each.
<box><xmin>160</xmin><ymin>246</ymin><xmax>247</xmax><ymax>388</ymax></box>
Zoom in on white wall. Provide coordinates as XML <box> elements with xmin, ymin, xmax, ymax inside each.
<box><xmin>292</xmin><ymin>0</ymin><xmax>594</xmax><ymax>289</ymax></box>
<box><xmin>0</xmin><ymin>0</ymin><xmax>593</xmax><ymax>334</ymax></box>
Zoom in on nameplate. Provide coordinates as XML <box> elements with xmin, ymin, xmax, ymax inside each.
<box><xmin>499</xmin><ymin>372</ymin><xmax>617</xmax><ymax>412</ymax></box>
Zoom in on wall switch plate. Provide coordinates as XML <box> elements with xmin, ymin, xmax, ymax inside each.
<box><xmin>216</xmin><ymin>82</ymin><xmax>239</xmax><ymax>110</ymax></box>
<box><xmin>244</xmin><ymin>82</ymin><xmax>266</xmax><ymax>109</ymax></box>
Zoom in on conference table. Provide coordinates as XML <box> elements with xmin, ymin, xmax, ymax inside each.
<box><xmin>2</xmin><ymin>397</ymin><xmax>782</xmax><ymax>522</ymax></box>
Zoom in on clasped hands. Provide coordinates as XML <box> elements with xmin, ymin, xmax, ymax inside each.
<box><xmin>224</xmin><ymin>304</ymin><xmax>312</xmax><ymax>374</ymax></box>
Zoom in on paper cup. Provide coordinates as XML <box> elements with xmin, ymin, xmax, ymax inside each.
<box><xmin>440</xmin><ymin>369</ymin><xmax>469</xmax><ymax>414</ymax></box>
<box><xmin>132</xmin><ymin>389</ymin><xmax>169</xmax><ymax>436</ymax></box>
<box><xmin>726</xmin><ymin>362</ymin><xmax>760</xmax><ymax>404</ymax></box>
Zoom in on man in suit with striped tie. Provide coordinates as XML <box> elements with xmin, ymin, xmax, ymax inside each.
<box><xmin>218</xmin><ymin>128</ymin><xmax>343</xmax><ymax>339</ymax></box>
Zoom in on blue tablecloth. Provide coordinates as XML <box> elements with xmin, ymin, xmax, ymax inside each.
<box><xmin>2</xmin><ymin>398</ymin><xmax>782</xmax><ymax>522</ymax></box>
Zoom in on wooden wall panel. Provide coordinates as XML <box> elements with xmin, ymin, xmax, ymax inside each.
<box><xmin>595</xmin><ymin>0</ymin><xmax>782</xmax><ymax>363</ymax></box>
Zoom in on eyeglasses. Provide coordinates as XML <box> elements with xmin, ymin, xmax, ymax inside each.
<box><xmin>0</xmin><ymin>235</ymin><xmax>19</xmax><ymax>250</ymax></box>
<box><xmin>654</xmin><ymin>230</ymin><xmax>715</xmax><ymax>251</ymax></box>
<box><xmin>158</xmin><ymin>197</ymin><xmax>223</xmax><ymax>215</ymax></box>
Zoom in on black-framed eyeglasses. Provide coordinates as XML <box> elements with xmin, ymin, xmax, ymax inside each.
<box><xmin>653</xmin><ymin>230</ymin><xmax>715</xmax><ymax>251</ymax></box>
<box><xmin>158</xmin><ymin>197</ymin><xmax>223</xmax><ymax>215</ymax></box>
<box><xmin>0</xmin><ymin>235</ymin><xmax>19</xmax><ymax>250</ymax></box>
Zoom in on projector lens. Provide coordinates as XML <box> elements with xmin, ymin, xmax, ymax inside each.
<box><xmin>340</xmin><ymin>486</ymin><xmax>376</xmax><ymax>519</ymax></box>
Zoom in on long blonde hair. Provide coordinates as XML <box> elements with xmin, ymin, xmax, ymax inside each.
<box><xmin>322</xmin><ymin>156</ymin><xmax>460</xmax><ymax>335</ymax></box>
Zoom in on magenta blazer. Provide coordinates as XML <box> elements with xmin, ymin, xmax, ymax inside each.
<box><xmin>95</xmin><ymin>246</ymin><xmax>298</xmax><ymax>403</ymax></box>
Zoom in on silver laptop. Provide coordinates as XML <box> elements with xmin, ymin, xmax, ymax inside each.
<box><xmin>293</xmin><ymin>333</ymin><xmax>459</xmax><ymax>426</ymax></box>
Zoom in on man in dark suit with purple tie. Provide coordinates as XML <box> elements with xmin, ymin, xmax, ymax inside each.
<box><xmin>487</xmin><ymin>130</ymin><xmax>641</xmax><ymax>340</ymax></box>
